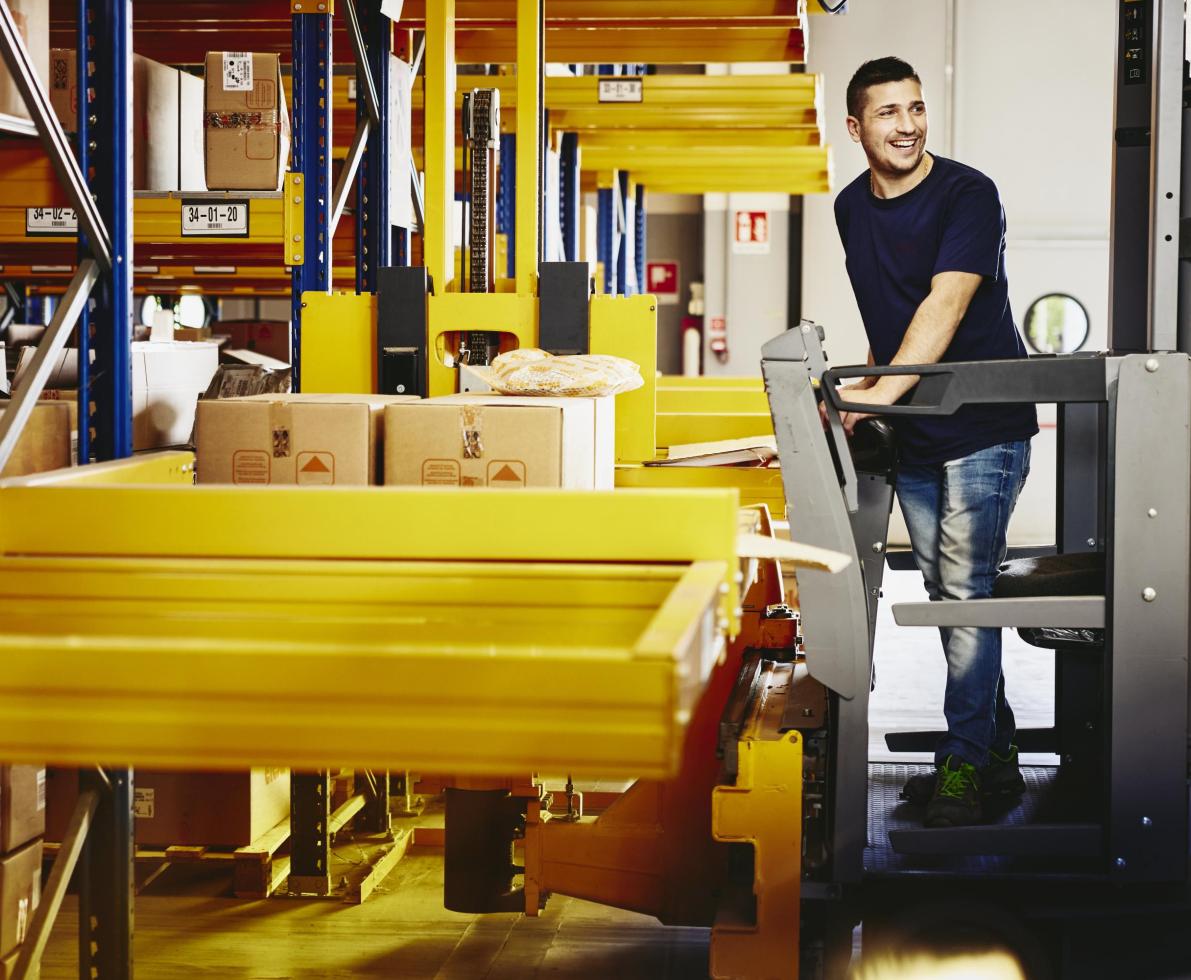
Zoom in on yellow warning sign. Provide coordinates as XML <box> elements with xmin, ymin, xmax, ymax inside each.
<box><xmin>296</xmin><ymin>451</ymin><xmax>335</xmax><ymax>485</ymax></box>
<box><xmin>487</xmin><ymin>460</ymin><xmax>526</xmax><ymax>487</ymax></box>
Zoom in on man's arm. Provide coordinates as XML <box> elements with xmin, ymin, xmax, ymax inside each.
<box><xmin>837</xmin><ymin>270</ymin><xmax>983</xmax><ymax>432</ymax></box>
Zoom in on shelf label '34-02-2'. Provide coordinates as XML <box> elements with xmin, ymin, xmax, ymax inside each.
<box><xmin>25</xmin><ymin>208</ymin><xmax>78</xmax><ymax>235</ymax></box>
<box><xmin>181</xmin><ymin>200</ymin><xmax>250</xmax><ymax>237</ymax></box>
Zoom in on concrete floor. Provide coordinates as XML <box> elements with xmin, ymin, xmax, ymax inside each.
<box><xmin>37</xmin><ymin>570</ymin><xmax>1057</xmax><ymax>979</ymax></box>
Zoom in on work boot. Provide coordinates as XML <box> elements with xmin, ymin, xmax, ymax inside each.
<box><xmin>899</xmin><ymin>744</ymin><xmax>1026</xmax><ymax>806</ymax></box>
<box><xmin>925</xmin><ymin>755</ymin><xmax>982</xmax><ymax>827</ymax></box>
<box><xmin>983</xmin><ymin>744</ymin><xmax>1026</xmax><ymax>799</ymax></box>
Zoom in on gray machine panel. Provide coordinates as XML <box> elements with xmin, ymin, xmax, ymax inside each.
<box><xmin>1106</xmin><ymin>354</ymin><xmax>1190</xmax><ymax>881</ymax></box>
<box><xmin>892</xmin><ymin>597</ymin><xmax>1106</xmax><ymax>629</ymax></box>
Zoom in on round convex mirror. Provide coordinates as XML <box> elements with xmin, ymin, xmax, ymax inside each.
<box><xmin>1023</xmin><ymin>293</ymin><xmax>1090</xmax><ymax>354</ymax></box>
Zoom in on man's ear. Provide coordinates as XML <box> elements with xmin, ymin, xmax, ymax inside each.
<box><xmin>846</xmin><ymin>115</ymin><xmax>862</xmax><ymax>144</ymax></box>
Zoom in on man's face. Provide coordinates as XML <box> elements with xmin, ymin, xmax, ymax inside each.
<box><xmin>847</xmin><ymin>79</ymin><xmax>928</xmax><ymax>178</ymax></box>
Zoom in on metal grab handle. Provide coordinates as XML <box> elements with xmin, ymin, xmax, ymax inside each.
<box><xmin>822</xmin><ymin>354</ymin><xmax>1109</xmax><ymax>416</ymax></box>
<box><xmin>821</xmin><ymin>363</ymin><xmax>955</xmax><ymax>416</ymax></box>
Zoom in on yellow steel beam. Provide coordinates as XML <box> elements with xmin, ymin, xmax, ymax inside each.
<box><xmin>410</xmin><ymin>74</ymin><xmax>822</xmax><ymax>127</ymax></box>
<box><xmin>656</xmin><ymin>386</ymin><xmax>771</xmax><ymax>416</ymax></box>
<box><xmin>0</xmin><ymin>556</ymin><xmax>726</xmax><ymax>776</ymax></box>
<box><xmin>657</xmin><ymin>413</ymin><xmax>776</xmax><ymax>447</ymax></box>
<box><xmin>424</xmin><ymin>0</ymin><xmax>457</xmax><ymax>291</ymax></box>
<box><xmin>615</xmin><ymin>465</ymin><xmax>786</xmax><ymax>517</ymax></box>
<box><xmin>0</xmin><ymin>485</ymin><xmax>739</xmax><ymax>621</ymax></box>
<box><xmin>516</xmin><ymin>0</ymin><xmax>542</xmax><ymax>294</ymax></box>
<box><xmin>658</xmin><ymin>376</ymin><xmax>765</xmax><ymax>389</ymax></box>
<box><xmin>402</xmin><ymin>1</ymin><xmax>804</xmax><ymax>20</ymax></box>
<box><xmin>577</xmin><ymin>129</ymin><xmax>822</xmax><ymax>150</ymax></box>
<box><xmin>0</xmin><ymin>194</ymin><xmax>286</xmax><ymax>248</ymax></box>
<box><xmin>451</xmin><ymin>26</ymin><xmax>804</xmax><ymax>64</ymax></box>
<box><xmin>0</xmin><ymin>452</ymin><xmax>195</xmax><ymax>487</ymax></box>
<box><xmin>608</xmin><ymin>173</ymin><xmax>830</xmax><ymax>195</ymax></box>
<box><xmin>581</xmin><ymin>146</ymin><xmax>826</xmax><ymax>172</ymax></box>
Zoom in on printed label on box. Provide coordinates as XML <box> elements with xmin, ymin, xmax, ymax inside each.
<box><xmin>296</xmin><ymin>451</ymin><xmax>335</xmax><ymax>485</ymax></box>
<box><xmin>233</xmin><ymin>450</ymin><xmax>270</xmax><ymax>484</ymax></box>
<box><xmin>421</xmin><ymin>459</ymin><xmax>460</xmax><ymax>485</ymax></box>
<box><xmin>487</xmin><ymin>460</ymin><xmax>526</xmax><ymax>487</ymax></box>
<box><xmin>223</xmin><ymin>52</ymin><xmax>254</xmax><ymax>92</ymax></box>
<box><xmin>36</xmin><ymin>769</ymin><xmax>45</xmax><ymax>811</ymax></box>
<box><xmin>134</xmin><ymin>787</ymin><xmax>155</xmax><ymax>819</ymax></box>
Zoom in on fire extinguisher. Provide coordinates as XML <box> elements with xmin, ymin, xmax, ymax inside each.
<box><xmin>681</xmin><ymin>281</ymin><xmax>705</xmax><ymax>376</ymax></box>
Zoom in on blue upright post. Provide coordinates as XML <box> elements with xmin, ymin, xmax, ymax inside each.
<box><xmin>559</xmin><ymin>132</ymin><xmax>580</xmax><ymax>262</ymax></box>
<box><xmin>357</xmin><ymin>3</ymin><xmax>394</xmax><ymax>292</ymax></box>
<box><xmin>597</xmin><ymin>186</ymin><xmax>614</xmax><ymax>294</ymax></box>
<box><xmin>22</xmin><ymin>294</ymin><xmax>43</xmax><ymax>325</ymax></box>
<box><xmin>76</xmin><ymin>7</ymin><xmax>135</xmax><ymax>972</ymax></box>
<box><xmin>498</xmin><ymin>133</ymin><xmax>516</xmax><ymax>279</ymax></box>
<box><xmin>289</xmin><ymin>9</ymin><xmax>333</xmax><ymax>890</ymax></box>
<box><xmin>634</xmin><ymin>183</ymin><xmax>646</xmax><ymax>298</ymax></box>
<box><xmin>616</xmin><ymin>170</ymin><xmax>631</xmax><ymax>296</ymax></box>
<box><xmin>291</xmin><ymin>9</ymin><xmax>333</xmax><ymax>391</ymax></box>
<box><xmin>84</xmin><ymin>0</ymin><xmax>133</xmax><ymax>461</ymax></box>
<box><xmin>74</xmin><ymin>11</ymin><xmax>90</xmax><ymax>464</ymax></box>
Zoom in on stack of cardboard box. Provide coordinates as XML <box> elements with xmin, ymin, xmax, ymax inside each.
<box><xmin>49</xmin><ymin>50</ymin><xmax>207</xmax><ymax>192</ymax></box>
<box><xmin>0</xmin><ymin>767</ymin><xmax>44</xmax><ymax>978</ymax></box>
<box><xmin>45</xmin><ymin>769</ymin><xmax>290</xmax><ymax>850</ymax></box>
<box><xmin>195</xmin><ymin>391</ymin><xmax>616</xmax><ymax>489</ymax></box>
<box><xmin>46</xmin><ymin>48</ymin><xmax>289</xmax><ymax>192</ymax></box>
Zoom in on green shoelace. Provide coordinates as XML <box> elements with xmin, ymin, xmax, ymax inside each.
<box><xmin>937</xmin><ymin>762</ymin><xmax>977</xmax><ymax>800</ymax></box>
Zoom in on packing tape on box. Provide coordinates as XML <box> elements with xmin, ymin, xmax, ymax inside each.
<box><xmin>460</xmin><ymin>406</ymin><xmax>484</xmax><ymax>459</ymax></box>
<box><xmin>270</xmin><ymin>401</ymin><xmax>292</xmax><ymax>458</ymax></box>
<box><xmin>204</xmin><ymin>110</ymin><xmax>280</xmax><ymax>132</ymax></box>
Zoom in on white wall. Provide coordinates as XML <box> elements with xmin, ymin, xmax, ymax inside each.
<box><xmin>802</xmin><ymin>0</ymin><xmax>1116</xmax><ymax>546</ymax></box>
<box><xmin>702</xmin><ymin>192</ymin><xmax>790</xmax><ymax>376</ymax></box>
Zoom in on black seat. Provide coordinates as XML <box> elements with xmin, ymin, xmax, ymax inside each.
<box><xmin>993</xmin><ymin>552</ymin><xmax>1105</xmax><ymax>650</ymax></box>
<box><xmin>850</xmin><ymin>418</ymin><xmax>897</xmax><ymax>475</ymax></box>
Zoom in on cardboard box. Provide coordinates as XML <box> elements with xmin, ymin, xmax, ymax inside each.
<box><xmin>15</xmin><ymin>342</ymin><xmax>218</xmax><ymax>449</ymax></box>
<box><xmin>133</xmin><ymin>54</ymin><xmax>180</xmax><ymax>191</ymax></box>
<box><xmin>50</xmin><ymin>50</ymin><xmax>181</xmax><ymax>190</ymax></box>
<box><xmin>0</xmin><ymin>0</ymin><xmax>48</xmax><ymax>123</ymax></box>
<box><xmin>197</xmin><ymin>393</ymin><xmax>416</xmax><ymax>486</ymax></box>
<box><xmin>46</xmin><ymin>769</ymin><xmax>288</xmax><ymax>848</ymax></box>
<box><xmin>48</xmin><ymin>47</ymin><xmax>76</xmax><ymax>133</ymax></box>
<box><xmin>0</xmin><ymin>768</ymin><xmax>44</xmax><ymax>855</ymax></box>
<box><xmin>0</xmin><ymin>403</ymin><xmax>70</xmax><ymax>478</ymax></box>
<box><xmin>178</xmin><ymin>68</ymin><xmax>207</xmax><ymax>191</ymax></box>
<box><xmin>204</xmin><ymin>52</ymin><xmax>290</xmax><ymax>191</ymax></box>
<box><xmin>384</xmin><ymin>394</ymin><xmax>613</xmax><ymax>489</ymax></box>
<box><xmin>0</xmin><ymin>841</ymin><xmax>39</xmax><ymax>960</ymax></box>
<box><xmin>211</xmin><ymin>320</ymin><xmax>290</xmax><ymax>364</ymax></box>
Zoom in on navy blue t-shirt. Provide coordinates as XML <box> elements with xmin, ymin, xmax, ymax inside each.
<box><xmin>834</xmin><ymin>154</ymin><xmax>1038</xmax><ymax>465</ymax></box>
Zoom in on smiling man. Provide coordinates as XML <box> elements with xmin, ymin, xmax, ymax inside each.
<box><xmin>832</xmin><ymin>57</ymin><xmax>1038</xmax><ymax>828</ymax></box>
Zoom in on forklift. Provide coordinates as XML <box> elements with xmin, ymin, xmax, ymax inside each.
<box><xmin>757</xmin><ymin>0</ymin><xmax>1191</xmax><ymax>974</ymax></box>
<box><xmin>446</xmin><ymin>2</ymin><xmax>1191</xmax><ymax>975</ymax></box>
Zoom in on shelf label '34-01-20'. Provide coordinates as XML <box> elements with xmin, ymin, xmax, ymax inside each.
<box><xmin>25</xmin><ymin>208</ymin><xmax>78</xmax><ymax>236</ymax></box>
<box><xmin>181</xmin><ymin>200</ymin><xmax>250</xmax><ymax>237</ymax></box>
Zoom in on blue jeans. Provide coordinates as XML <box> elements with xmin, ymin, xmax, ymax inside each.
<box><xmin>896</xmin><ymin>439</ymin><xmax>1032</xmax><ymax>768</ymax></box>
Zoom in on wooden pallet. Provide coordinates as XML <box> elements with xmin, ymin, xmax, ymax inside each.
<box><xmin>46</xmin><ymin>787</ymin><xmax>420</xmax><ymax>904</ymax></box>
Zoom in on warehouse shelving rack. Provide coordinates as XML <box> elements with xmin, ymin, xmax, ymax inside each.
<box><xmin>0</xmin><ymin>1</ymin><xmax>413</xmax><ymax>973</ymax></box>
<box><xmin>0</xmin><ymin>3</ymin><xmax>831</xmax><ymax>975</ymax></box>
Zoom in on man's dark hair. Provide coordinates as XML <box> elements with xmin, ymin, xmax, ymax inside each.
<box><xmin>846</xmin><ymin>57</ymin><xmax>921</xmax><ymax>118</ymax></box>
